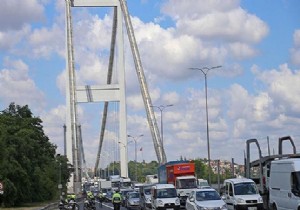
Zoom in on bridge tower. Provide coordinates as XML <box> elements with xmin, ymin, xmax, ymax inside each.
<box><xmin>65</xmin><ymin>0</ymin><xmax>167</xmax><ymax>194</ymax></box>
<box><xmin>65</xmin><ymin>0</ymin><xmax>128</xmax><ymax>193</ymax></box>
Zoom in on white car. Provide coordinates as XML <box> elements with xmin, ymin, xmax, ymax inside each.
<box><xmin>186</xmin><ymin>188</ymin><xmax>227</xmax><ymax>210</ymax></box>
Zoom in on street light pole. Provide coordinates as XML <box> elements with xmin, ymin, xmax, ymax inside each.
<box><xmin>189</xmin><ymin>65</ymin><xmax>222</xmax><ymax>185</ymax></box>
<box><xmin>151</xmin><ymin>104</ymin><xmax>174</xmax><ymax>148</ymax></box>
<box><xmin>127</xmin><ymin>134</ymin><xmax>143</xmax><ymax>181</ymax></box>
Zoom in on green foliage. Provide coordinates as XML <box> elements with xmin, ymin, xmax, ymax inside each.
<box><xmin>0</xmin><ymin>103</ymin><xmax>70</xmax><ymax>207</ymax></box>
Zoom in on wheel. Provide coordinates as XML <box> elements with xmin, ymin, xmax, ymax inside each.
<box><xmin>272</xmin><ymin>203</ymin><xmax>277</xmax><ymax>210</ymax></box>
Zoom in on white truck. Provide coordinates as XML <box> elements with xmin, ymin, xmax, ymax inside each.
<box><xmin>120</xmin><ymin>177</ymin><xmax>132</xmax><ymax>189</ymax></box>
<box><xmin>269</xmin><ymin>158</ymin><xmax>300</xmax><ymax>210</ymax></box>
<box><xmin>151</xmin><ymin>183</ymin><xmax>180</xmax><ymax>210</ymax></box>
<box><xmin>146</xmin><ymin>174</ymin><xmax>158</xmax><ymax>184</ymax></box>
<box><xmin>197</xmin><ymin>179</ymin><xmax>210</xmax><ymax>189</ymax></box>
<box><xmin>221</xmin><ymin>178</ymin><xmax>264</xmax><ymax>210</ymax></box>
<box><xmin>99</xmin><ymin>180</ymin><xmax>112</xmax><ymax>197</ymax></box>
<box><xmin>109</xmin><ymin>175</ymin><xmax>121</xmax><ymax>190</ymax></box>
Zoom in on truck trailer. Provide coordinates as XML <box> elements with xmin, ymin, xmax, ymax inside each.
<box><xmin>158</xmin><ymin>161</ymin><xmax>197</xmax><ymax>206</ymax></box>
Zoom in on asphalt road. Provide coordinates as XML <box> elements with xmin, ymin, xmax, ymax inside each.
<box><xmin>59</xmin><ymin>201</ymin><xmax>123</xmax><ymax>210</ymax></box>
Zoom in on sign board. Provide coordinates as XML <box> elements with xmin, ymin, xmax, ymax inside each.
<box><xmin>58</xmin><ymin>184</ymin><xmax>62</xmax><ymax>189</ymax></box>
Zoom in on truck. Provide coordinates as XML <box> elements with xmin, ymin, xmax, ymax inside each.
<box><xmin>120</xmin><ymin>177</ymin><xmax>132</xmax><ymax>189</ymax></box>
<box><xmin>197</xmin><ymin>179</ymin><xmax>210</xmax><ymax>189</ymax></box>
<box><xmin>145</xmin><ymin>174</ymin><xmax>158</xmax><ymax>184</ymax></box>
<box><xmin>158</xmin><ymin>161</ymin><xmax>197</xmax><ymax>206</ymax></box>
<box><xmin>99</xmin><ymin>179</ymin><xmax>112</xmax><ymax>197</ymax></box>
<box><xmin>269</xmin><ymin>158</ymin><xmax>300</xmax><ymax>210</ymax></box>
<box><xmin>245</xmin><ymin>136</ymin><xmax>300</xmax><ymax>209</ymax></box>
<box><xmin>221</xmin><ymin>178</ymin><xmax>264</xmax><ymax>210</ymax></box>
<box><xmin>109</xmin><ymin>175</ymin><xmax>121</xmax><ymax>190</ymax></box>
<box><xmin>151</xmin><ymin>183</ymin><xmax>180</xmax><ymax>210</ymax></box>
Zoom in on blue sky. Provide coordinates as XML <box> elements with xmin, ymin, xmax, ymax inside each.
<box><xmin>1</xmin><ymin>0</ymin><xmax>300</xmax><ymax>168</ymax></box>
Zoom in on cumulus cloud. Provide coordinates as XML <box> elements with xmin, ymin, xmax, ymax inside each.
<box><xmin>28</xmin><ymin>24</ymin><xmax>65</xmax><ymax>58</ymax></box>
<box><xmin>0</xmin><ymin>0</ymin><xmax>45</xmax><ymax>31</ymax></box>
<box><xmin>0</xmin><ymin>57</ymin><xmax>45</xmax><ymax>111</ymax></box>
<box><xmin>253</xmin><ymin>63</ymin><xmax>300</xmax><ymax>116</ymax></box>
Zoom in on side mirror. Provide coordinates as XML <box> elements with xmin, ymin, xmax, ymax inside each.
<box><xmin>189</xmin><ymin>197</ymin><xmax>195</xmax><ymax>202</ymax></box>
<box><xmin>292</xmin><ymin>188</ymin><xmax>300</xmax><ymax>197</ymax></box>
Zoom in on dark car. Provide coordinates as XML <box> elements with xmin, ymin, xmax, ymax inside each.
<box><xmin>125</xmin><ymin>191</ymin><xmax>140</xmax><ymax>210</ymax></box>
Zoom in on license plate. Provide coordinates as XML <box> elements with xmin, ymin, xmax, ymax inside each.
<box><xmin>166</xmin><ymin>208</ymin><xmax>173</xmax><ymax>210</ymax></box>
<box><xmin>248</xmin><ymin>207</ymin><xmax>257</xmax><ymax>210</ymax></box>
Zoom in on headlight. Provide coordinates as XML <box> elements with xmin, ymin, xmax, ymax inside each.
<box><xmin>236</xmin><ymin>198</ymin><xmax>245</xmax><ymax>204</ymax></box>
<box><xmin>175</xmin><ymin>198</ymin><xmax>180</xmax><ymax>205</ymax></box>
<box><xmin>221</xmin><ymin>204</ymin><xmax>228</xmax><ymax>210</ymax></box>
<box><xmin>157</xmin><ymin>200</ymin><xmax>164</xmax><ymax>206</ymax></box>
<box><xmin>196</xmin><ymin>205</ymin><xmax>207</xmax><ymax>210</ymax></box>
<box><xmin>258</xmin><ymin>197</ymin><xmax>263</xmax><ymax>203</ymax></box>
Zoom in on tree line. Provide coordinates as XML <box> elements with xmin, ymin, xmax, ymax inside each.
<box><xmin>0</xmin><ymin>103</ymin><xmax>235</xmax><ymax>207</ymax></box>
<box><xmin>96</xmin><ymin>158</ymin><xmax>234</xmax><ymax>184</ymax></box>
<box><xmin>0</xmin><ymin>103</ymin><xmax>70</xmax><ymax>207</ymax></box>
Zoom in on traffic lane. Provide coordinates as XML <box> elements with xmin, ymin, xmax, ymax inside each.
<box><xmin>98</xmin><ymin>202</ymin><xmax>126</xmax><ymax>210</ymax></box>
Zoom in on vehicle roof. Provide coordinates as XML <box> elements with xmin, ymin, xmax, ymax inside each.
<box><xmin>224</xmin><ymin>178</ymin><xmax>254</xmax><ymax>184</ymax></box>
<box><xmin>193</xmin><ymin>188</ymin><xmax>217</xmax><ymax>192</ymax></box>
<box><xmin>127</xmin><ymin>191</ymin><xmax>139</xmax><ymax>195</ymax></box>
<box><xmin>176</xmin><ymin>175</ymin><xmax>196</xmax><ymax>179</ymax></box>
<box><xmin>153</xmin><ymin>184</ymin><xmax>175</xmax><ymax>189</ymax></box>
<box><xmin>272</xmin><ymin>157</ymin><xmax>300</xmax><ymax>163</ymax></box>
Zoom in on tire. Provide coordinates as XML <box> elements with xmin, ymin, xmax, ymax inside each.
<box><xmin>272</xmin><ymin>204</ymin><xmax>277</xmax><ymax>210</ymax></box>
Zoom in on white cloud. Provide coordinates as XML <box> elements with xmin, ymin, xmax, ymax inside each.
<box><xmin>0</xmin><ymin>0</ymin><xmax>45</xmax><ymax>31</ymax></box>
<box><xmin>0</xmin><ymin>58</ymin><xmax>45</xmax><ymax>111</ymax></box>
<box><xmin>162</xmin><ymin>1</ymin><xmax>268</xmax><ymax>44</ymax></box>
<box><xmin>28</xmin><ymin>24</ymin><xmax>65</xmax><ymax>58</ymax></box>
<box><xmin>254</xmin><ymin>64</ymin><xmax>300</xmax><ymax>116</ymax></box>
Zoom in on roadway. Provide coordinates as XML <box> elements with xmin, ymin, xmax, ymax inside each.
<box><xmin>55</xmin><ymin>200</ymin><xmax>125</xmax><ymax>210</ymax></box>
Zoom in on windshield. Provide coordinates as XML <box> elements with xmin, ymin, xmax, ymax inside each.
<box><xmin>122</xmin><ymin>182</ymin><xmax>132</xmax><ymax>188</ymax></box>
<box><xmin>292</xmin><ymin>172</ymin><xmax>300</xmax><ymax>193</ymax></box>
<box><xmin>177</xmin><ymin>178</ymin><xmax>197</xmax><ymax>189</ymax></box>
<box><xmin>157</xmin><ymin>188</ymin><xmax>177</xmax><ymax>198</ymax></box>
<box><xmin>112</xmin><ymin>182</ymin><xmax>120</xmax><ymax>188</ymax></box>
<box><xmin>129</xmin><ymin>193</ymin><xmax>139</xmax><ymax>199</ymax></box>
<box><xmin>234</xmin><ymin>182</ymin><xmax>258</xmax><ymax>195</ymax></box>
<box><xmin>144</xmin><ymin>188</ymin><xmax>151</xmax><ymax>195</ymax></box>
<box><xmin>196</xmin><ymin>191</ymin><xmax>221</xmax><ymax>201</ymax></box>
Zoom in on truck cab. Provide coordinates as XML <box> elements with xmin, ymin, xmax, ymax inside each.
<box><xmin>151</xmin><ymin>184</ymin><xmax>180</xmax><ymax>210</ymax></box>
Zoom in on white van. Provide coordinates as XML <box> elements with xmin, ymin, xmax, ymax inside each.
<box><xmin>140</xmin><ymin>184</ymin><xmax>153</xmax><ymax>210</ymax></box>
<box><xmin>269</xmin><ymin>158</ymin><xmax>300</xmax><ymax>210</ymax></box>
<box><xmin>151</xmin><ymin>184</ymin><xmax>180</xmax><ymax>210</ymax></box>
<box><xmin>221</xmin><ymin>178</ymin><xmax>264</xmax><ymax>210</ymax></box>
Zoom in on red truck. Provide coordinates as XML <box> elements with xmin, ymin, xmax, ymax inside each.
<box><xmin>158</xmin><ymin>161</ymin><xmax>197</xmax><ymax>206</ymax></box>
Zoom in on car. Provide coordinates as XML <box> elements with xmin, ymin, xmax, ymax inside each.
<box><xmin>125</xmin><ymin>191</ymin><xmax>140</xmax><ymax>210</ymax></box>
<box><xmin>185</xmin><ymin>188</ymin><xmax>227</xmax><ymax>210</ymax></box>
<box><xmin>121</xmin><ymin>188</ymin><xmax>134</xmax><ymax>206</ymax></box>
<box><xmin>105</xmin><ymin>191</ymin><xmax>113</xmax><ymax>202</ymax></box>
<box><xmin>139</xmin><ymin>184</ymin><xmax>153</xmax><ymax>210</ymax></box>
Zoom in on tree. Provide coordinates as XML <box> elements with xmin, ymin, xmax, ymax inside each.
<box><xmin>0</xmin><ymin>103</ymin><xmax>69</xmax><ymax>207</ymax></box>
